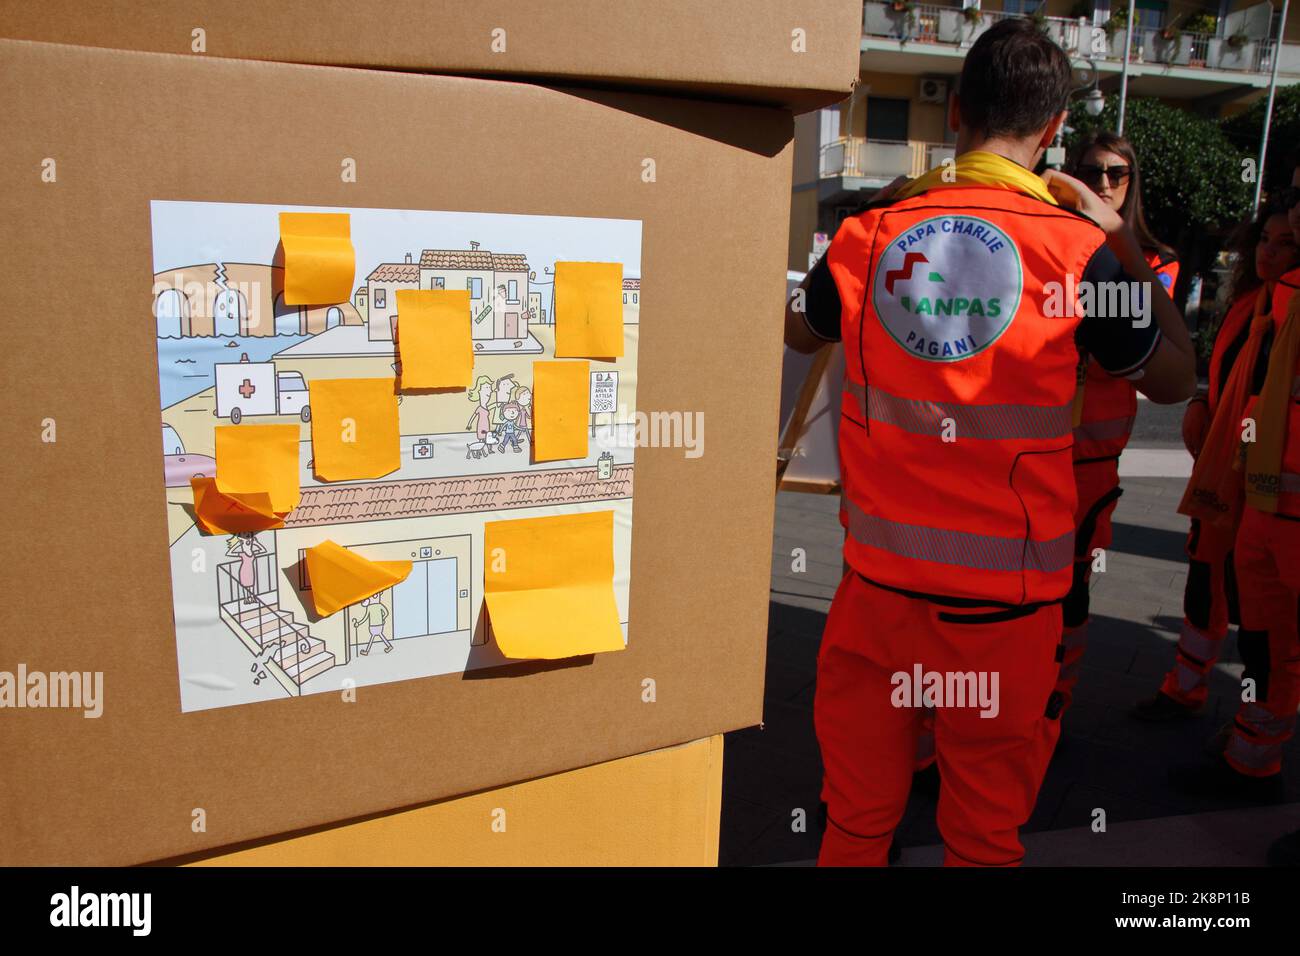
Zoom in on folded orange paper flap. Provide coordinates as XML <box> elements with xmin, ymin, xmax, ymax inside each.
<box><xmin>280</xmin><ymin>211</ymin><xmax>355</xmax><ymax>306</ymax></box>
<box><xmin>304</xmin><ymin>540</ymin><xmax>412</xmax><ymax>618</ymax></box>
<box><xmin>483</xmin><ymin>510</ymin><xmax>624</xmax><ymax>659</ymax></box>
<box><xmin>191</xmin><ymin>477</ymin><xmax>285</xmax><ymax>534</ymax></box>
<box><xmin>396</xmin><ymin>289</ymin><xmax>474</xmax><ymax>390</ymax></box>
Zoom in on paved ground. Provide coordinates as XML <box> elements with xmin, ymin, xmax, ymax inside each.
<box><xmin>721</xmin><ymin>401</ymin><xmax>1300</xmax><ymax>866</ymax></box>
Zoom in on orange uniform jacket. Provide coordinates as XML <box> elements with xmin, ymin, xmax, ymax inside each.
<box><xmin>825</xmin><ymin>186</ymin><xmax>1160</xmax><ymax>606</ymax></box>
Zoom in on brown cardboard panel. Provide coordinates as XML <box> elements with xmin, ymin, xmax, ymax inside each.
<box><xmin>0</xmin><ymin>38</ymin><xmax>787</xmax><ymax>865</ymax></box>
<box><xmin>0</xmin><ymin>0</ymin><xmax>862</xmax><ymax>112</ymax></box>
<box><xmin>170</xmin><ymin>737</ymin><xmax>724</xmax><ymax>866</ymax></box>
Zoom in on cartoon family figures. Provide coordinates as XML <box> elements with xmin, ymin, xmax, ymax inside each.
<box><xmin>226</xmin><ymin>532</ymin><xmax>267</xmax><ymax>605</ymax></box>
<box><xmin>466</xmin><ymin>374</ymin><xmax>532</xmax><ymax>457</ymax></box>
<box><xmin>351</xmin><ymin>594</ymin><xmax>393</xmax><ymax>656</ymax></box>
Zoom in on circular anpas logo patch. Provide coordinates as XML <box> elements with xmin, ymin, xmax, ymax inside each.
<box><xmin>872</xmin><ymin>214</ymin><xmax>1022</xmax><ymax>362</ymax></box>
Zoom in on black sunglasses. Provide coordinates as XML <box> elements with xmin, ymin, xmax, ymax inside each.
<box><xmin>1077</xmin><ymin>164</ymin><xmax>1132</xmax><ymax>188</ymax></box>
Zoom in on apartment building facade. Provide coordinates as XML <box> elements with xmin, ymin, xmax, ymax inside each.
<box><xmin>790</xmin><ymin>0</ymin><xmax>1300</xmax><ymax>269</ymax></box>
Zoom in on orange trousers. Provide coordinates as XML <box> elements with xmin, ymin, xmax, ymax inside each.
<box><xmin>1225</xmin><ymin>509</ymin><xmax>1300</xmax><ymax>777</ymax></box>
<box><xmin>1158</xmin><ymin>518</ymin><xmax>1238</xmax><ymax>708</ymax></box>
<box><xmin>815</xmin><ymin>571</ymin><xmax>1062</xmax><ymax>866</ymax></box>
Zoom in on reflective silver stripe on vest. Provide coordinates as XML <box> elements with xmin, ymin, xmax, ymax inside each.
<box><xmin>843</xmin><ymin>381</ymin><xmax>1072</xmax><ymax>441</ymax></box>
<box><xmin>1073</xmin><ymin>415</ymin><xmax>1135</xmax><ymax>444</ymax></box>
<box><xmin>845</xmin><ymin>499</ymin><xmax>1074</xmax><ymax>574</ymax></box>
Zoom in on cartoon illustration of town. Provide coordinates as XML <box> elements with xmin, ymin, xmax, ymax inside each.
<box><xmin>153</xmin><ymin>201</ymin><xmax>640</xmax><ymax>713</ymax></box>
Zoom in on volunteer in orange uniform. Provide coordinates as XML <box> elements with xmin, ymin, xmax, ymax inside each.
<box><xmin>1055</xmin><ymin>132</ymin><xmax>1180</xmax><ymax>713</ymax></box>
<box><xmin>785</xmin><ymin>20</ymin><xmax>1195</xmax><ymax>867</ymax></box>
<box><xmin>1135</xmin><ymin>206</ymin><xmax>1298</xmax><ymax>721</ymax></box>
<box><xmin>1167</xmin><ymin>166</ymin><xmax>1300</xmax><ymax>826</ymax></box>
<box><xmin>1261</xmin><ymin>170</ymin><xmax>1300</xmax><ymax>865</ymax></box>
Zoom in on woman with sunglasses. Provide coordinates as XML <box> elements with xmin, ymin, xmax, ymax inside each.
<box><xmin>1134</xmin><ymin>202</ymin><xmax>1299</xmax><ymax>726</ymax></box>
<box><xmin>1052</xmin><ymin>132</ymin><xmax>1181</xmax><ymax>715</ymax></box>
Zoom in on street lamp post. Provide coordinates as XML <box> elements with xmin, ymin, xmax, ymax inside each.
<box><xmin>1253</xmin><ymin>0</ymin><xmax>1291</xmax><ymax>212</ymax></box>
<box><xmin>1117</xmin><ymin>1</ymin><xmax>1136</xmax><ymax>134</ymax></box>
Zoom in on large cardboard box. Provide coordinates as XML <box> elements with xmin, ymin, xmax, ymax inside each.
<box><xmin>0</xmin><ymin>38</ymin><xmax>790</xmax><ymax>865</ymax></box>
<box><xmin>0</xmin><ymin>0</ymin><xmax>862</xmax><ymax>112</ymax></box>
<box><xmin>180</xmin><ymin>736</ymin><xmax>724</xmax><ymax>866</ymax></box>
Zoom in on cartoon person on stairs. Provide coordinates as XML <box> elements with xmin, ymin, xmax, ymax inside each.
<box><xmin>226</xmin><ymin>532</ymin><xmax>267</xmax><ymax>605</ymax></box>
<box><xmin>352</xmin><ymin>594</ymin><xmax>393</xmax><ymax>656</ymax></box>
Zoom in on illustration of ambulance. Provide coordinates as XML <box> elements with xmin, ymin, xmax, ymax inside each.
<box><xmin>214</xmin><ymin>354</ymin><xmax>311</xmax><ymax>424</ymax></box>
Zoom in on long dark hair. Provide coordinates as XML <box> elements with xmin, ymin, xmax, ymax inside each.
<box><xmin>1068</xmin><ymin>130</ymin><xmax>1175</xmax><ymax>262</ymax></box>
<box><xmin>1225</xmin><ymin>200</ymin><xmax>1295</xmax><ymax>301</ymax></box>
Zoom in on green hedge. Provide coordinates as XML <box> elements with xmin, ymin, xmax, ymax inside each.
<box><xmin>1220</xmin><ymin>85</ymin><xmax>1300</xmax><ymax>195</ymax></box>
<box><xmin>1063</xmin><ymin>96</ymin><xmax>1253</xmax><ymax>242</ymax></box>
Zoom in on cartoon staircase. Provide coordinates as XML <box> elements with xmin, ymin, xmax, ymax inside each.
<box><xmin>219</xmin><ymin>590</ymin><xmax>336</xmax><ymax>696</ymax></box>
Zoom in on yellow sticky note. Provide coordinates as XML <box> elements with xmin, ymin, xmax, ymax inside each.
<box><xmin>280</xmin><ymin>212</ymin><xmax>355</xmax><ymax>305</ymax></box>
<box><xmin>396</xmin><ymin>289</ymin><xmax>474</xmax><ymax>389</ymax></box>
<box><xmin>308</xmin><ymin>378</ymin><xmax>400</xmax><ymax>481</ymax></box>
<box><xmin>214</xmin><ymin>424</ymin><xmax>301</xmax><ymax>514</ymax></box>
<box><xmin>554</xmin><ymin>261</ymin><xmax>624</xmax><ymax>358</ymax></box>
<box><xmin>191</xmin><ymin>478</ymin><xmax>285</xmax><ymax>534</ymax></box>
<box><xmin>304</xmin><ymin>540</ymin><xmax>412</xmax><ymax>617</ymax></box>
<box><xmin>533</xmin><ymin>360</ymin><xmax>589</xmax><ymax>461</ymax></box>
<box><xmin>484</xmin><ymin>510</ymin><xmax>624</xmax><ymax>660</ymax></box>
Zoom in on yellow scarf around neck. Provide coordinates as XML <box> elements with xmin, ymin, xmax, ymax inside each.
<box><xmin>892</xmin><ymin>150</ymin><xmax>1058</xmax><ymax>206</ymax></box>
<box><xmin>1244</xmin><ymin>290</ymin><xmax>1300</xmax><ymax>512</ymax></box>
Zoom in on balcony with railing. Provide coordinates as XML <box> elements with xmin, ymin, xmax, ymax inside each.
<box><xmin>862</xmin><ymin>2</ymin><xmax>1300</xmax><ymax>79</ymax></box>
<box><xmin>820</xmin><ymin>137</ymin><xmax>956</xmax><ymax>183</ymax></box>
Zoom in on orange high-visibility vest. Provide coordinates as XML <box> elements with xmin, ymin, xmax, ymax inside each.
<box><xmin>1072</xmin><ymin>251</ymin><xmax>1178</xmax><ymax>462</ymax></box>
<box><xmin>828</xmin><ymin>185</ymin><xmax>1109</xmax><ymax>605</ymax></box>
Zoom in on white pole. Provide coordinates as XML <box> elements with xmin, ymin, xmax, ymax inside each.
<box><xmin>1253</xmin><ymin>0</ymin><xmax>1290</xmax><ymax>212</ymax></box>
<box><xmin>1117</xmin><ymin>2</ymin><xmax>1136</xmax><ymax>134</ymax></box>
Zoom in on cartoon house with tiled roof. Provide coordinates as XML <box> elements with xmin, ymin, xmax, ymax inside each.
<box><xmin>364</xmin><ymin>255</ymin><xmax>420</xmax><ymax>341</ymax></box>
<box><xmin>364</xmin><ymin>243</ymin><xmax>534</xmax><ymax>345</ymax></box>
<box><xmin>420</xmin><ymin>244</ymin><xmax>532</xmax><ymax>343</ymax></box>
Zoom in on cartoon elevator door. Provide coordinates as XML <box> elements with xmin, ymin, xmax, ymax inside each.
<box><xmin>392</xmin><ymin>557</ymin><xmax>458</xmax><ymax>639</ymax></box>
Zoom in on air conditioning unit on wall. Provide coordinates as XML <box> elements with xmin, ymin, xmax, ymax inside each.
<box><xmin>919</xmin><ymin>78</ymin><xmax>949</xmax><ymax>104</ymax></box>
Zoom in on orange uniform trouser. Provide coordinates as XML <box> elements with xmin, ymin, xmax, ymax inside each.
<box><xmin>1225</xmin><ymin>508</ymin><xmax>1300</xmax><ymax>777</ymax></box>
<box><xmin>815</xmin><ymin>571</ymin><xmax>1062</xmax><ymax>867</ymax></box>
<box><xmin>1056</xmin><ymin>460</ymin><xmax>1123</xmax><ymax>713</ymax></box>
<box><xmin>1157</xmin><ymin>518</ymin><xmax>1239</xmax><ymax>708</ymax></box>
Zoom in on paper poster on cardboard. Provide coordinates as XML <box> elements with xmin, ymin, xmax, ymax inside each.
<box><xmin>151</xmin><ymin>201</ymin><xmax>640</xmax><ymax>713</ymax></box>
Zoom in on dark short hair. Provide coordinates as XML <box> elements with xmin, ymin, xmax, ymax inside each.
<box><xmin>958</xmin><ymin>19</ymin><xmax>1073</xmax><ymax>138</ymax></box>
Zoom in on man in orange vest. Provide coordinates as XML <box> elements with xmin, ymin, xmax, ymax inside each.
<box><xmin>785</xmin><ymin>19</ymin><xmax>1196</xmax><ymax>866</ymax></box>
